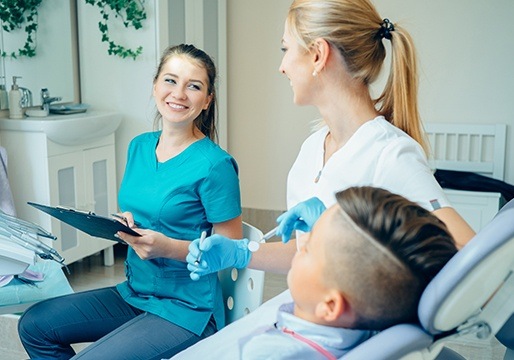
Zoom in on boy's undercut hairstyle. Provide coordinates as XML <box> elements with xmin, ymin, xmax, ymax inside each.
<box><xmin>326</xmin><ymin>186</ymin><xmax>457</xmax><ymax>330</ymax></box>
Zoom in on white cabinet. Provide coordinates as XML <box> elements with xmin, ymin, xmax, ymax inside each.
<box><xmin>0</xmin><ymin>113</ymin><xmax>121</xmax><ymax>265</ymax></box>
<box><xmin>444</xmin><ymin>189</ymin><xmax>505</xmax><ymax>233</ymax></box>
<box><xmin>47</xmin><ymin>142</ymin><xmax>118</xmax><ymax>264</ymax></box>
<box><xmin>425</xmin><ymin>123</ymin><xmax>508</xmax><ymax>232</ymax></box>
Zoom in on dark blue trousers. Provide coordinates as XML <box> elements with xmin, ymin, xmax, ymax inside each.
<box><xmin>18</xmin><ymin>287</ymin><xmax>216</xmax><ymax>360</ymax></box>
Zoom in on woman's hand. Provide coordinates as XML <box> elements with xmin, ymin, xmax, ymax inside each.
<box><xmin>111</xmin><ymin>211</ymin><xmax>139</xmax><ymax>229</ymax></box>
<box><xmin>276</xmin><ymin>197</ymin><xmax>326</xmax><ymax>243</ymax></box>
<box><xmin>113</xmin><ymin>211</ymin><xmax>180</xmax><ymax>260</ymax></box>
<box><xmin>115</xmin><ymin>216</ymin><xmax>243</xmax><ymax>262</ymax></box>
<box><xmin>186</xmin><ymin>234</ymin><xmax>252</xmax><ymax>280</ymax></box>
<box><xmin>116</xmin><ymin>229</ymin><xmax>175</xmax><ymax>260</ymax></box>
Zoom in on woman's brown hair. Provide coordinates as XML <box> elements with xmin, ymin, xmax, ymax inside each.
<box><xmin>153</xmin><ymin>44</ymin><xmax>219</xmax><ymax>142</ymax></box>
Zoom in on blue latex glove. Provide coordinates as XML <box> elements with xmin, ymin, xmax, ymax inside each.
<box><xmin>187</xmin><ymin>234</ymin><xmax>252</xmax><ymax>281</ymax></box>
<box><xmin>275</xmin><ymin>197</ymin><xmax>326</xmax><ymax>243</ymax></box>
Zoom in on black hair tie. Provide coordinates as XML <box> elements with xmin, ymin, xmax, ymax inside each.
<box><xmin>377</xmin><ymin>18</ymin><xmax>395</xmax><ymax>40</ymax></box>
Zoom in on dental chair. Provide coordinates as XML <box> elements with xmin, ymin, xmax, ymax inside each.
<box><xmin>343</xmin><ymin>197</ymin><xmax>514</xmax><ymax>360</ymax></box>
<box><xmin>494</xmin><ymin>199</ymin><xmax>514</xmax><ymax>360</ymax></box>
<box><xmin>172</xmin><ymin>198</ymin><xmax>514</xmax><ymax>360</ymax></box>
<box><xmin>0</xmin><ymin>211</ymin><xmax>71</xmax><ymax>315</ymax></box>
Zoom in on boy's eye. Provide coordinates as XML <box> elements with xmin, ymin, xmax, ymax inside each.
<box><xmin>280</xmin><ymin>47</ymin><xmax>287</xmax><ymax>53</ymax></box>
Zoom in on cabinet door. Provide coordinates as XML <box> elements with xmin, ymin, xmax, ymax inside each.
<box><xmin>48</xmin><ymin>145</ymin><xmax>118</xmax><ymax>264</ymax></box>
<box><xmin>444</xmin><ymin>189</ymin><xmax>503</xmax><ymax>232</ymax></box>
<box><xmin>83</xmin><ymin>145</ymin><xmax>118</xmax><ymax>255</ymax></box>
<box><xmin>48</xmin><ymin>151</ymin><xmax>87</xmax><ymax>263</ymax></box>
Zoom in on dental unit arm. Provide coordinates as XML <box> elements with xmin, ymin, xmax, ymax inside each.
<box><xmin>0</xmin><ymin>210</ymin><xmax>66</xmax><ymax>276</ymax></box>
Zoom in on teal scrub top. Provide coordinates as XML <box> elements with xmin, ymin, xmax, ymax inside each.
<box><xmin>116</xmin><ymin>132</ymin><xmax>242</xmax><ymax>336</ymax></box>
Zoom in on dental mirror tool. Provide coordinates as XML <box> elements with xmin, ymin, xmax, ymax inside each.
<box><xmin>261</xmin><ymin>227</ymin><xmax>277</xmax><ymax>242</ymax></box>
<box><xmin>248</xmin><ymin>226</ymin><xmax>278</xmax><ymax>252</ymax></box>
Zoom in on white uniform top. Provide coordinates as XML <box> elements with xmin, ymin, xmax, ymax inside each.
<box><xmin>287</xmin><ymin>116</ymin><xmax>450</xmax><ymax>211</ymax></box>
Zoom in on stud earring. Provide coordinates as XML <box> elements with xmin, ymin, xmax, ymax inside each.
<box><xmin>312</xmin><ymin>70</ymin><xmax>318</xmax><ymax>77</ymax></box>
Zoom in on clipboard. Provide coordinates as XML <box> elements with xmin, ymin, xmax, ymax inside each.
<box><xmin>28</xmin><ymin>202</ymin><xmax>141</xmax><ymax>242</ymax></box>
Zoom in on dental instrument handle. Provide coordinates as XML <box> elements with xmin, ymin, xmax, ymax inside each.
<box><xmin>194</xmin><ymin>231</ymin><xmax>207</xmax><ymax>265</ymax></box>
<box><xmin>261</xmin><ymin>227</ymin><xmax>278</xmax><ymax>242</ymax></box>
<box><xmin>245</xmin><ymin>226</ymin><xmax>278</xmax><ymax>253</ymax></box>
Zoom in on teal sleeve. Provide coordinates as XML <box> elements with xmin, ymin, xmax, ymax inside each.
<box><xmin>200</xmin><ymin>156</ymin><xmax>242</xmax><ymax>224</ymax></box>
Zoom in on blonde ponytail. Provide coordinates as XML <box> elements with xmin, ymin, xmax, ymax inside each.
<box><xmin>288</xmin><ymin>0</ymin><xmax>427</xmax><ymax>153</ymax></box>
<box><xmin>375</xmin><ymin>26</ymin><xmax>427</xmax><ymax>153</ymax></box>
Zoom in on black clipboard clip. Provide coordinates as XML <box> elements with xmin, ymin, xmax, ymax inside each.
<box><xmin>56</xmin><ymin>205</ymin><xmax>96</xmax><ymax>216</ymax></box>
<box><xmin>28</xmin><ymin>202</ymin><xmax>141</xmax><ymax>243</ymax></box>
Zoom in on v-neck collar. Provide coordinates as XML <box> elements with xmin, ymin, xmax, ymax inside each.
<box><xmin>314</xmin><ymin>117</ymin><xmax>384</xmax><ymax>183</ymax></box>
<box><xmin>152</xmin><ymin>134</ymin><xmax>208</xmax><ymax>171</ymax></box>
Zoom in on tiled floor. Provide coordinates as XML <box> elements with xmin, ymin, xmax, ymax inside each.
<box><xmin>64</xmin><ymin>244</ymin><xmax>128</xmax><ymax>292</ymax></box>
<box><xmin>1</xmin><ymin>244</ymin><xmax>508</xmax><ymax>359</ymax></box>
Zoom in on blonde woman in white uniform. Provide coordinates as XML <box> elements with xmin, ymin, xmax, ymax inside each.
<box><xmin>186</xmin><ymin>0</ymin><xmax>474</xmax><ymax>279</ymax></box>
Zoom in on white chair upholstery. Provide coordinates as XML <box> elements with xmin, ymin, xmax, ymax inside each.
<box><xmin>218</xmin><ymin>222</ymin><xmax>265</xmax><ymax>325</ymax></box>
<box><xmin>0</xmin><ymin>261</ymin><xmax>73</xmax><ymax>315</ymax></box>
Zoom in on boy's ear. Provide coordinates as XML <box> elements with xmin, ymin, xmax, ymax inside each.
<box><xmin>311</xmin><ymin>38</ymin><xmax>330</xmax><ymax>74</ymax></box>
<box><xmin>315</xmin><ymin>289</ymin><xmax>349</xmax><ymax>322</ymax></box>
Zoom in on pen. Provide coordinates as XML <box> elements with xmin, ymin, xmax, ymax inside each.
<box><xmin>111</xmin><ymin>213</ymin><xmax>141</xmax><ymax>228</ymax></box>
<box><xmin>194</xmin><ymin>231</ymin><xmax>208</xmax><ymax>265</ymax></box>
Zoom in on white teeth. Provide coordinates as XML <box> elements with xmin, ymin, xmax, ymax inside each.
<box><xmin>169</xmin><ymin>103</ymin><xmax>186</xmax><ymax>109</ymax></box>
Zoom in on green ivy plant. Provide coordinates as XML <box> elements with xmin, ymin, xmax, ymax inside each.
<box><xmin>0</xmin><ymin>0</ymin><xmax>43</xmax><ymax>58</ymax></box>
<box><xmin>0</xmin><ymin>0</ymin><xmax>146</xmax><ymax>60</ymax></box>
<box><xmin>84</xmin><ymin>0</ymin><xmax>146</xmax><ymax>60</ymax></box>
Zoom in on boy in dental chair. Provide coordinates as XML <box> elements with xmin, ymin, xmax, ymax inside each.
<box><xmin>241</xmin><ymin>187</ymin><xmax>458</xmax><ymax>359</ymax></box>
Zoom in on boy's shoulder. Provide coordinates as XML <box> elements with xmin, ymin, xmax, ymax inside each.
<box><xmin>242</xmin><ymin>328</ymin><xmax>325</xmax><ymax>360</ymax></box>
<box><xmin>240</xmin><ymin>303</ymin><xmax>372</xmax><ymax>359</ymax></box>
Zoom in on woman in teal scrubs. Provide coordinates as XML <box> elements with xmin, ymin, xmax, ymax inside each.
<box><xmin>18</xmin><ymin>44</ymin><xmax>243</xmax><ymax>360</ymax></box>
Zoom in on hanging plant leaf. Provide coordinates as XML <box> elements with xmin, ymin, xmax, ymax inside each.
<box><xmin>0</xmin><ymin>0</ymin><xmax>43</xmax><ymax>58</ymax></box>
<box><xmin>84</xmin><ymin>0</ymin><xmax>146</xmax><ymax>60</ymax></box>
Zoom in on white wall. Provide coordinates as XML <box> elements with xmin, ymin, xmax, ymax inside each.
<box><xmin>77</xmin><ymin>1</ymin><xmax>227</xmax><ymax>197</ymax></box>
<box><xmin>227</xmin><ymin>0</ymin><xmax>514</xmax><ymax>211</ymax></box>
<box><xmin>75</xmin><ymin>1</ymin><xmax>514</xmax><ymax>212</ymax></box>
<box><xmin>227</xmin><ymin>0</ymin><xmax>318</xmax><ymax>211</ymax></box>
<box><xmin>76</xmin><ymin>1</ymin><xmax>160</xmax><ymax>188</ymax></box>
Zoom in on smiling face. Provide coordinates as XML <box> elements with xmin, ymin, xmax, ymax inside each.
<box><xmin>279</xmin><ymin>21</ymin><xmax>316</xmax><ymax>106</ymax></box>
<box><xmin>153</xmin><ymin>55</ymin><xmax>213</xmax><ymax>130</ymax></box>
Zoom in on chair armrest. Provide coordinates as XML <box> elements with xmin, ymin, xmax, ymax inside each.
<box><xmin>342</xmin><ymin>324</ymin><xmax>432</xmax><ymax>360</ymax></box>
